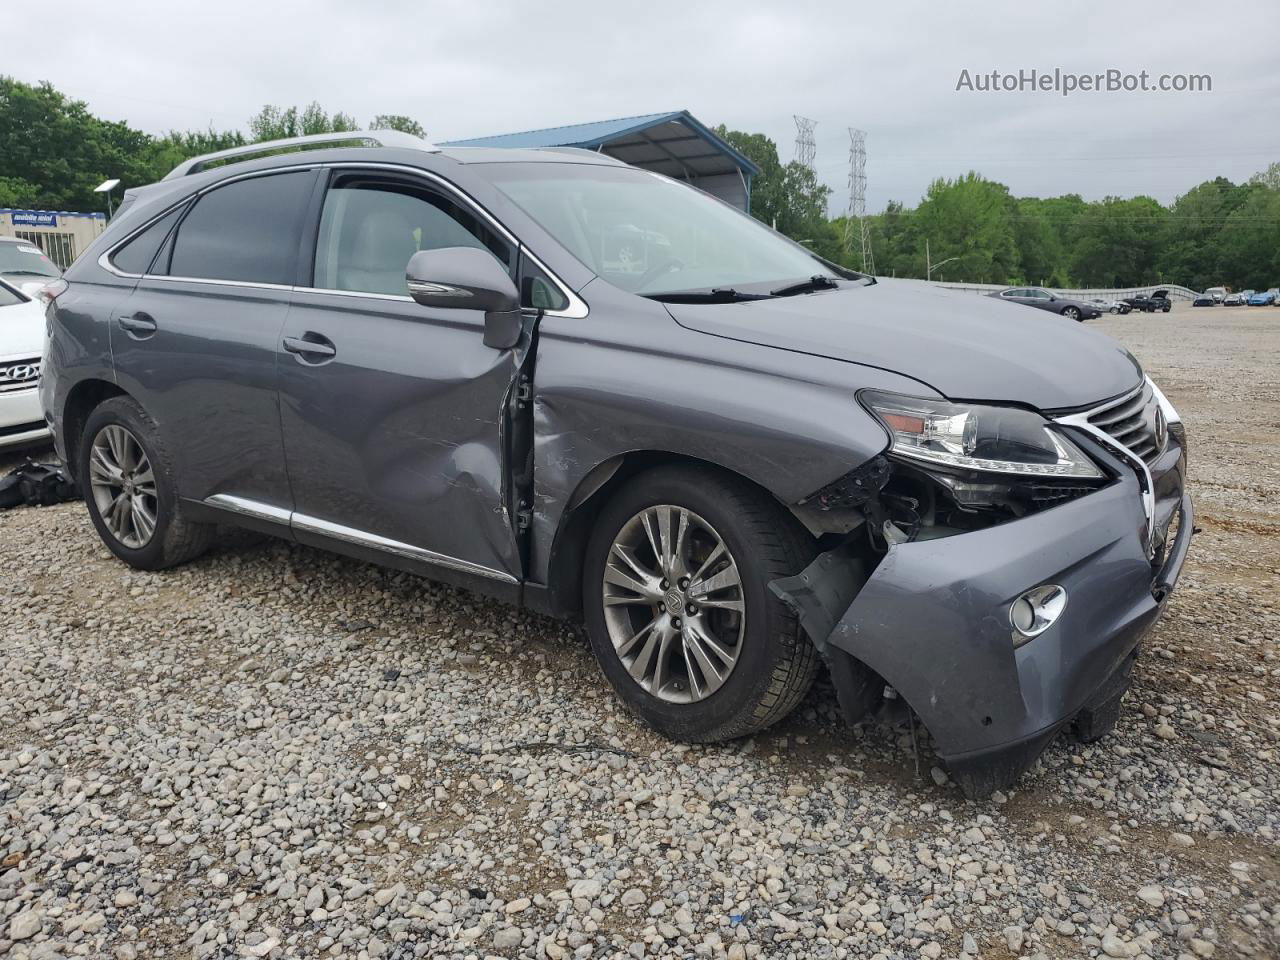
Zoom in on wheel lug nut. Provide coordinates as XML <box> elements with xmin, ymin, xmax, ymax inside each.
<box><xmin>679</xmin><ymin>577</ymin><xmax>689</xmax><ymax>588</ymax></box>
<box><xmin>661</xmin><ymin>579</ymin><xmax>669</xmax><ymax>589</ymax></box>
<box><xmin>686</xmin><ymin>603</ymin><xmax>697</xmax><ymax>614</ymax></box>
<box><xmin>672</xmin><ymin>617</ymin><xmax>681</xmax><ymax>628</ymax></box>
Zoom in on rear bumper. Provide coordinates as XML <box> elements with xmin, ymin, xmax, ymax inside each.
<box><xmin>777</xmin><ymin>441</ymin><xmax>1191</xmax><ymax>796</ymax></box>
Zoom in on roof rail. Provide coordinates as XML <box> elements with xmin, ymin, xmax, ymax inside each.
<box><xmin>162</xmin><ymin>130</ymin><xmax>440</xmax><ymax>180</ymax></box>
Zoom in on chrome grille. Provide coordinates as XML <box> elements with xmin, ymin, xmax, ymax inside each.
<box><xmin>0</xmin><ymin>358</ymin><xmax>41</xmax><ymax>393</ymax></box>
<box><xmin>1086</xmin><ymin>381</ymin><xmax>1163</xmax><ymax>465</ymax></box>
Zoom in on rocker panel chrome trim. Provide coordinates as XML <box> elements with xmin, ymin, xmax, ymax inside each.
<box><xmin>203</xmin><ymin>495</ymin><xmax>518</xmax><ymax>584</ymax></box>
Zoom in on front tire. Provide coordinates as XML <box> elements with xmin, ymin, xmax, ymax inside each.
<box><xmin>79</xmin><ymin>396</ymin><xmax>214</xmax><ymax>570</ymax></box>
<box><xmin>583</xmin><ymin>465</ymin><xmax>818</xmax><ymax>743</ymax></box>
<box><xmin>1062</xmin><ymin>306</ymin><xmax>1081</xmax><ymax>321</ymax></box>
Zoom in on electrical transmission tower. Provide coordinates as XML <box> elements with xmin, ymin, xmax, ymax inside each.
<box><xmin>845</xmin><ymin>128</ymin><xmax>875</xmax><ymax>275</ymax></box>
<box><xmin>793</xmin><ymin>116</ymin><xmax>817</xmax><ymax>173</ymax></box>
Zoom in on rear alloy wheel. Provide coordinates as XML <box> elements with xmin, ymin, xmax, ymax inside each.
<box><xmin>584</xmin><ymin>465</ymin><xmax>819</xmax><ymax>742</ymax></box>
<box><xmin>88</xmin><ymin>424</ymin><xmax>158</xmax><ymax>549</ymax></box>
<box><xmin>79</xmin><ymin>396</ymin><xmax>214</xmax><ymax>570</ymax></box>
<box><xmin>1062</xmin><ymin>306</ymin><xmax>1081</xmax><ymax>321</ymax></box>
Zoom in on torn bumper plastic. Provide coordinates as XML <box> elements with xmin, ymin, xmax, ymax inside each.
<box><xmin>776</xmin><ymin>444</ymin><xmax>1192</xmax><ymax>798</ymax></box>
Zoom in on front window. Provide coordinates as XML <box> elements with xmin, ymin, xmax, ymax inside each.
<box><xmin>0</xmin><ymin>242</ymin><xmax>61</xmax><ymax>279</ymax></box>
<box><xmin>484</xmin><ymin>163</ymin><xmax>839</xmax><ymax>297</ymax></box>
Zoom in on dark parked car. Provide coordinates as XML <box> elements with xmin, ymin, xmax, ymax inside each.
<box><xmin>40</xmin><ymin>132</ymin><xmax>1192</xmax><ymax>797</ymax></box>
<box><xmin>1192</xmin><ymin>294</ymin><xmax>1216</xmax><ymax>307</ymax></box>
<box><xmin>988</xmin><ymin>286</ymin><xmax>1101</xmax><ymax>321</ymax></box>
<box><xmin>1123</xmin><ymin>289</ymin><xmax>1172</xmax><ymax>313</ymax></box>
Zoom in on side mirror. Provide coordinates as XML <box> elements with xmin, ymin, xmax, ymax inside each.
<box><xmin>406</xmin><ymin>247</ymin><xmax>522</xmax><ymax>349</ymax></box>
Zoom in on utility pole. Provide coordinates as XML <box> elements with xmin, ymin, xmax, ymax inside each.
<box><xmin>793</xmin><ymin>116</ymin><xmax>817</xmax><ymax>173</ymax></box>
<box><xmin>845</xmin><ymin>128</ymin><xmax>875</xmax><ymax>275</ymax></box>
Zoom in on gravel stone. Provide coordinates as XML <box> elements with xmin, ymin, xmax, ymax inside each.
<box><xmin>0</xmin><ymin>305</ymin><xmax>1276</xmax><ymax>959</ymax></box>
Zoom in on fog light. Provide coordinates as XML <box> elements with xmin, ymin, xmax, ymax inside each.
<box><xmin>1010</xmin><ymin>584</ymin><xmax>1067</xmax><ymax>646</ymax></box>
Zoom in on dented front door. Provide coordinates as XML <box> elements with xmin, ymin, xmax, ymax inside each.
<box><xmin>277</xmin><ymin>289</ymin><xmax>522</xmax><ymax>579</ymax></box>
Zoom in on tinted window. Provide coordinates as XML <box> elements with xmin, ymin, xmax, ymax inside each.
<box><xmin>110</xmin><ymin>205</ymin><xmax>186</xmax><ymax>275</ymax></box>
<box><xmin>314</xmin><ymin>177</ymin><xmax>512</xmax><ymax>296</ymax></box>
<box><xmin>170</xmin><ymin>172</ymin><xmax>312</xmax><ymax>285</ymax></box>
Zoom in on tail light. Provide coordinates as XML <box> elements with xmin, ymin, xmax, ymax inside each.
<box><xmin>34</xmin><ymin>279</ymin><xmax>69</xmax><ymax>304</ymax></box>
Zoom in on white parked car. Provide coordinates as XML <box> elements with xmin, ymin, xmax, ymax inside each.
<box><xmin>0</xmin><ymin>278</ymin><xmax>51</xmax><ymax>449</ymax></box>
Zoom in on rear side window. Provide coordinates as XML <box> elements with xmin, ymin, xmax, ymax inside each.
<box><xmin>110</xmin><ymin>205</ymin><xmax>186</xmax><ymax>275</ymax></box>
<box><xmin>313</xmin><ymin>176</ymin><xmax>512</xmax><ymax>296</ymax></box>
<box><xmin>169</xmin><ymin>172</ymin><xmax>312</xmax><ymax>285</ymax></box>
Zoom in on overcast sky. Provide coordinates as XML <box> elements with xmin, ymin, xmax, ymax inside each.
<box><xmin>10</xmin><ymin>0</ymin><xmax>1279</xmax><ymax>211</ymax></box>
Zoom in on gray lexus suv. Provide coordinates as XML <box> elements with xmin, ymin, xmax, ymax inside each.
<box><xmin>40</xmin><ymin>131</ymin><xmax>1192</xmax><ymax>796</ymax></box>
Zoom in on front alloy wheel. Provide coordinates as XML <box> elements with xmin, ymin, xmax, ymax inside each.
<box><xmin>88</xmin><ymin>424</ymin><xmax>158</xmax><ymax>548</ymax></box>
<box><xmin>1062</xmin><ymin>306</ymin><xmax>1081</xmax><ymax>321</ymax></box>
<box><xmin>602</xmin><ymin>505</ymin><xmax>745</xmax><ymax>703</ymax></box>
<box><xmin>583</xmin><ymin>465</ymin><xmax>820</xmax><ymax>743</ymax></box>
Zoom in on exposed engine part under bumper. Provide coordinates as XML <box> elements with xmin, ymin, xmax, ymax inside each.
<box><xmin>773</xmin><ymin>464</ymin><xmax>1193</xmax><ymax>799</ymax></box>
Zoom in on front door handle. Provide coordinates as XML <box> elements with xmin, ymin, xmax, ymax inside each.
<box><xmin>282</xmin><ymin>333</ymin><xmax>337</xmax><ymax>361</ymax></box>
<box><xmin>117</xmin><ymin>312</ymin><xmax>158</xmax><ymax>336</ymax></box>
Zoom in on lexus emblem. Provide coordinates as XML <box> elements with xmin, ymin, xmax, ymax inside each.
<box><xmin>1153</xmin><ymin>404</ymin><xmax>1168</xmax><ymax>453</ymax></box>
<box><xmin>0</xmin><ymin>362</ymin><xmax>40</xmax><ymax>382</ymax></box>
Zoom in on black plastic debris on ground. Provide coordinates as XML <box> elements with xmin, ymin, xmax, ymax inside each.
<box><xmin>0</xmin><ymin>460</ymin><xmax>79</xmax><ymax>510</ymax></box>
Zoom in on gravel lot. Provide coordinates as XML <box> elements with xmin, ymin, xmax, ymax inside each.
<box><xmin>1</xmin><ymin>303</ymin><xmax>1277</xmax><ymax>959</ymax></box>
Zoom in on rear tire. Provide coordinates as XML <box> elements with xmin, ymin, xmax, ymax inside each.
<box><xmin>583</xmin><ymin>465</ymin><xmax>819</xmax><ymax>743</ymax></box>
<box><xmin>79</xmin><ymin>396</ymin><xmax>214</xmax><ymax>571</ymax></box>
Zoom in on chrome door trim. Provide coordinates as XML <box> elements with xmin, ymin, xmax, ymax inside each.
<box><xmin>291</xmin><ymin>512</ymin><xmax>519</xmax><ymax>584</ymax></box>
<box><xmin>204</xmin><ymin>493</ymin><xmax>292</xmax><ymax>524</ymax></box>
<box><xmin>202</xmin><ymin>494</ymin><xmax>518</xmax><ymax>584</ymax></box>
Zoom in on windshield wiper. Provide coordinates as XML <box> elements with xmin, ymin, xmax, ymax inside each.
<box><xmin>643</xmin><ymin>288</ymin><xmax>773</xmax><ymax>304</ymax></box>
<box><xmin>770</xmin><ymin>275</ymin><xmax>841</xmax><ymax>297</ymax></box>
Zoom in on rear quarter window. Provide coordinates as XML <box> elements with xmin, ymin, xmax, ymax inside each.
<box><xmin>109</xmin><ymin>205</ymin><xmax>187</xmax><ymax>275</ymax></box>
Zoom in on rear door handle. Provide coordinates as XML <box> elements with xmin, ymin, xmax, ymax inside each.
<box><xmin>282</xmin><ymin>334</ymin><xmax>337</xmax><ymax>361</ymax></box>
<box><xmin>117</xmin><ymin>312</ymin><xmax>158</xmax><ymax>336</ymax></box>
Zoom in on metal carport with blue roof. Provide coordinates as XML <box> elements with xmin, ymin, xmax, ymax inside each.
<box><xmin>442</xmin><ymin>110</ymin><xmax>760</xmax><ymax>213</ymax></box>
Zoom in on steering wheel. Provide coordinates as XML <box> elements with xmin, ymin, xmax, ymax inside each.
<box><xmin>636</xmin><ymin>257</ymin><xmax>684</xmax><ymax>290</ymax></box>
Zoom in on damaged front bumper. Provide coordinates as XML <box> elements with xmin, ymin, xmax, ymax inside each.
<box><xmin>774</xmin><ymin>439</ymin><xmax>1192</xmax><ymax>798</ymax></box>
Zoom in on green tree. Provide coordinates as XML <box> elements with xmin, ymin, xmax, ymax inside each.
<box><xmin>913</xmin><ymin>172</ymin><xmax>1018</xmax><ymax>282</ymax></box>
<box><xmin>1070</xmin><ymin>196</ymin><xmax>1168</xmax><ymax>286</ymax></box>
<box><xmin>370</xmin><ymin>114</ymin><xmax>426</xmax><ymax>138</ymax></box>
<box><xmin>0</xmin><ymin>76</ymin><xmax>157</xmax><ymax>212</ymax></box>
<box><xmin>0</xmin><ymin>176</ymin><xmax>40</xmax><ymax>208</ymax></box>
<box><xmin>247</xmin><ymin>101</ymin><xmax>357</xmax><ymax>142</ymax></box>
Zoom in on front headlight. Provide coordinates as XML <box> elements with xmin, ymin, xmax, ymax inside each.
<box><xmin>860</xmin><ymin>391</ymin><xmax>1103</xmax><ymax>480</ymax></box>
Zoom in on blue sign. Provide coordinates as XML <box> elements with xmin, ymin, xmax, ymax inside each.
<box><xmin>11</xmin><ymin>211</ymin><xmax>57</xmax><ymax>228</ymax></box>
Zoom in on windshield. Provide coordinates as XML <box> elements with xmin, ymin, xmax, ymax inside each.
<box><xmin>484</xmin><ymin>163</ymin><xmax>836</xmax><ymax>296</ymax></box>
<box><xmin>0</xmin><ymin>242</ymin><xmax>61</xmax><ymax>278</ymax></box>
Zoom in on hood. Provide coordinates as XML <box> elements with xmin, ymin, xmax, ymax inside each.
<box><xmin>664</xmin><ymin>278</ymin><xmax>1142</xmax><ymax>410</ymax></box>
<box><xmin>0</xmin><ymin>298</ymin><xmax>48</xmax><ymax>360</ymax></box>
